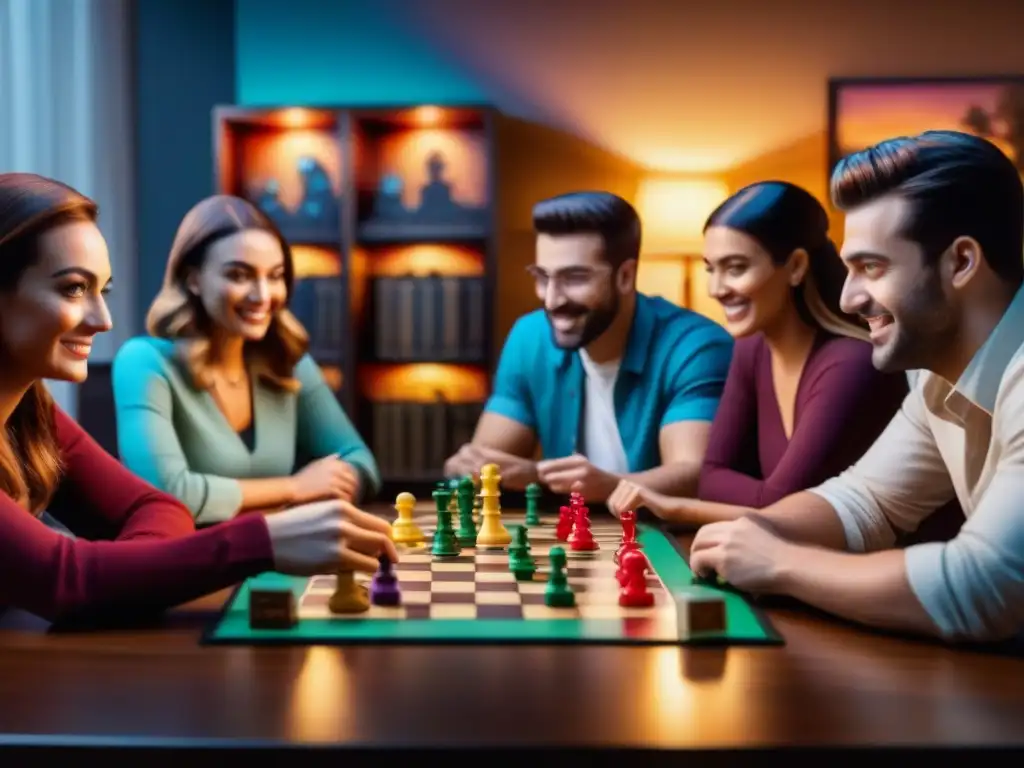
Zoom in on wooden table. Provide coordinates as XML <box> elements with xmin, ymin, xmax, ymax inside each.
<box><xmin>1</xmin><ymin>524</ymin><xmax>1023</xmax><ymax>760</ymax></box>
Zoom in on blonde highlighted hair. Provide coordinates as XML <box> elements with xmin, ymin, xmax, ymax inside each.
<box><xmin>145</xmin><ymin>195</ymin><xmax>308</xmax><ymax>391</ymax></box>
<box><xmin>704</xmin><ymin>181</ymin><xmax>869</xmax><ymax>342</ymax></box>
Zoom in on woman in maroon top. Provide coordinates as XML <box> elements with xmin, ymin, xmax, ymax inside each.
<box><xmin>608</xmin><ymin>181</ymin><xmax>907</xmax><ymax>525</ymax></box>
<box><xmin>0</xmin><ymin>173</ymin><xmax>397</xmax><ymax>623</ymax></box>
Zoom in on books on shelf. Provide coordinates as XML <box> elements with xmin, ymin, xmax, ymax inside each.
<box><xmin>371</xmin><ymin>399</ymin><xmax>483</xmax><ymax>480</ymax></box>
<box><xmin>290</xmin><ymin>277</ymin><xmax>345</xmax><ymax>364</ymax></box>
<box><xmin>372</xmin><ymin>274</ymin><xmax>485</xmax><ymax>362</ymax></box>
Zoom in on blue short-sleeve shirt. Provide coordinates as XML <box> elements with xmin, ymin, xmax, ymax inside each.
<box><xmin>485</xmin><ymin>293</ymin><xmax>734</xmax><ymax>471</ymax></box>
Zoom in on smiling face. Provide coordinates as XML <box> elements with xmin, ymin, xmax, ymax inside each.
<box><xmin>703</xmin><ymin>225</ymin><xmax>805</xmax><ymax>338</ymax></box>
<box><xmin>186</xmin><ymin>229</ymin><xmax>288</xmax><ymax>342</ymax></box>
<box><xmin>531</xmin><ymin>232</ymin><xmax>624</xmax><ymax>349</ymax></box>
<box><xmin>839</xmin><ymin>194</ymin><xmax>955</xmax><ymax>372</ymax></box>
<box><xmin>0</xmin><ymin>221</ymin><xmax>113</xmax><ymax>383</ymax></box>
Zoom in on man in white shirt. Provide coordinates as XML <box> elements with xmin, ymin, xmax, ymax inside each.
<box><xmin>689</xmin><ymin>130</ymin><xmax>1024</xmax><ymax>643</ymax></box>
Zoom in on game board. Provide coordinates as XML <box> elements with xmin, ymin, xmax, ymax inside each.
<box><xmin>203</xmin><ymin>498</ymin><xmax>783</xmax><ymax>647</ymax></box>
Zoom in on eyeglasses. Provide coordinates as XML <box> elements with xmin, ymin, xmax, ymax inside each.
<box><xmin>526</xmin><ymin>264</ymin><xmax>612</xmax><ymax>292</ymax></box>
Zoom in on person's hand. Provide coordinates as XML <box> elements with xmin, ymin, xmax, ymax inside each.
<box><xmin>443</xmin><ymin>444</ymin><xmax>538</xmax><ymax>489</ymax></box>
<box><xmin>606</xmin><ymin>479</ymin><xmax>676</xmax><ymax>519</ymax></box>
<box><xmin>263</xmin><ymin>498</ymin><xmax>398</xmax><ymax>575</ymax></box>
<box><xmin>688</xmin><ymin>515</ymin><xmax>790</xmax><ymax>592</ymax></box>
<box><xmin>536</xmin><ymin>453</ymin><xmax>618</xmax><ymax>501</ymax></box>
<box><xmin>443</xmin><ymin>443</ymin><xmax>485</xmax><ymax>479</ymax></box>
<box><xmin>290</xmin><ymin>455</ymin><xmax>359</xmax><ymax>504</ymax></box>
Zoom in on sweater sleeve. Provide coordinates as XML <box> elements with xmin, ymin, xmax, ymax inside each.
<box><xmin>0</xmin><ymin>406</ymin><xmax>274</xmax><ymax>622</ymax></box>
<box><xmin>697</xmin><ymin>338</ymin><xmax>761</xmax><ymax>499</ymax></box>
<box><xmin>700</xmin><ymin>339</ymin><xmax>907</xmax><ymax>508</ymax></box>
<box><xmin>111</xmin><ymin>337</ymin><xmax>244</xmax><ymax>521</ymax></box>
<box><xmin>293</xmin><ymin>355</ymin><xmax>381</xmax><ymax>500</ymax></box>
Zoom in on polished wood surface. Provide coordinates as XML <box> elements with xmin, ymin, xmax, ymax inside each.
<box><xmin>1</xmin><ymin>520</ymin><xmax>1023</xmax><ymax>754</ymax></box>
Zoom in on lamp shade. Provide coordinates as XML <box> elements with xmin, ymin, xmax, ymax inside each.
<box><xmin>636</xmin><ymin>176</ymin><xmax>729</xmax><ymax>254</ymax></box>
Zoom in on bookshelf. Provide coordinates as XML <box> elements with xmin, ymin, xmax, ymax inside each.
<box><xmin>213</xmin><ymin>104</ymin><xmax>642</xmax><ymax>497</ymax></box>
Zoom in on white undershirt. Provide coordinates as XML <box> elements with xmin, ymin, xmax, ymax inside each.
<box><xmin>578</xmin><ymin>350</ymin><xmax>630</xmax><ymax>475</ymax></box>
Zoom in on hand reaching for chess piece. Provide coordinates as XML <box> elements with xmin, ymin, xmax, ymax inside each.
<box><xmin>289</xmin><ymin>454</ymin><xmax>361</xmax><ymax>504</ymax></box>
<box><xmin>263</xmin><ymin>499</ymin><xmax>398</xmax><ymax>576</ymax></box>
<box><xmin>607</xmin><ymin>479</ymin><xmax>676</xmax><ymax>519</ymax></box>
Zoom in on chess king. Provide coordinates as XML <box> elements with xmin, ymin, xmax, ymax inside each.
<box><xmin>443</xmin><ymin>191</ymin><xmax>732</xmax><ymax>503</ymax></box>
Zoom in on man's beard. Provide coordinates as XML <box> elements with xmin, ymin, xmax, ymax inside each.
<box><xmin>870</xmin><ymin>270</ymin><xmax>956</xmax><ymax>373</ymax></box>
<box><xmin>547</xmin><ymin>293</ymin><xmax>619</xmax><ymax>350</ymax></box>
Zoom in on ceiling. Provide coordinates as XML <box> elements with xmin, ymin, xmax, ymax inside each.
<box><xmin>401</xmin><ymin>0</ymin><xmax>1024</xmax><ymax>173</ymax></box>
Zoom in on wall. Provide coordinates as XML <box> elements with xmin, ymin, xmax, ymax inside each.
<box><xmin>235</xmin><ymin>0</ymin><xmax>488</xmax><ymax>107</ymax></box>
<box><xmin>133</xmin><ymin>0</ymin><xmax>236</xmax><ymax>326</ymax></box>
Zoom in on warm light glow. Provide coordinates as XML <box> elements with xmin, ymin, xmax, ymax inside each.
<box><xmin>359</xmin><ymin>363</ymin><xmax>488</xmax><ymax>402</ymax></box>
<box><xmin>369</xmin><ymin>243</ymin><xmax>485</xmax><ymax>277</ymax></box>
<box><xmin>377</xmin><ymin>128</ymin><xmax>487</xmax><ymax>210</ymax></box>
<box><xmin>635</xmin><ymin>257</ymin><xmax>686</xmax><ymax>307</ymax></box>
<box><xmin>319</xmin><ymin>365</ymin><xmax>343</xmax><ymax>391</ymax></box>
<box><xmin>292</xmin><ymin>245</ymin><xmax>342</xmax><ymax>277</ymax></box>
<box><xmin>636</xmin><ymin>176</ymin><xmax>729</xmax><ymax>253</ymax></box>
<box><xmin>411</xmin><ymin>105</ymin><xmax>444</xmax><ymax>127</ymax></box>
<box><xmin>278</xmin><ymin>107</ymin><xmax>318</xmax><ymax>128</ymax></box>
<box><xmin>285</xmin><ymin>648</ymin><xmax>356</xmax><ymax>742</ymax></box>
<box><xmin>238</xmin><ymin>129</ymin><xmax>342</xmax><ymax>211</ymax></box>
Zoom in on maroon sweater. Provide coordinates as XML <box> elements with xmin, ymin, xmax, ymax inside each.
<box><xmin>697</xmin><ymin>332</ymin><xmax>908</xmax><ymax>508</ymax></box>
<box><xmin>0</xmin><ymin>406</ymin><xmax>275</xmax><ymax>621</ymax></box>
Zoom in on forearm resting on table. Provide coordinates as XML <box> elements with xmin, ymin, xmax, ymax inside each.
<box><xmin>756</xmin><ymin>491</ymin><xmax>850</xmax><ymax>550</ymax></box>
<box><xmin>626</xmin><ymin>460</ymin><xmax>702</xmax><ymax>496</ymax></box>
<box><xmin>775</xmin><ymin>545</ymin><xmax>938</xmax><ymax>636</ymax></box>
<box><xmin>237</xmin><ymin>477</ymin><xmax>297</xmax><ymax>512</ymax></box>
<box><xmin>668</xmin><ymin>497</ymin><xmax>755</xmax><ymax>526</ymax></box>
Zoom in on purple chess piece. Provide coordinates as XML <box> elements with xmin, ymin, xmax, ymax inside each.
<box><xmin>370</xmin><ymin>553</ymin><xmax>401</xmax><ymax>606</ymax></box>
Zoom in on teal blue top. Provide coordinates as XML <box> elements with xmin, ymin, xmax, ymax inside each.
<box><xmin>485</xmin><ymin>293</ymin><xmax>734</xmax><ymax>471</ymax></box>
<box><xmin>110</xmin><ymin>336</ymin><xmax>380</xmax><ymax>524</ymax></box>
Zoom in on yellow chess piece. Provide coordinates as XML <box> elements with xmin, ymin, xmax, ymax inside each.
<box><xmin>328</xmin><ymin>570</ymin><xmax>370</xmax><ymax>613</ymax></box>
<box><xmin>475</xmin><ymin>463</ymin><xmax>511</xmax><ymax>548</ymax></box>
<box><xmin>391</xmin><ymin>492</ymin><xmax>425</xmax><ymax>546</ymax></box>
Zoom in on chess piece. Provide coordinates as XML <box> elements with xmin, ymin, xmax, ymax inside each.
<box><xmin>555</xmin><ymin>504</ymin><xmax>573</xmax><ymax>541</ymax></box>
<box><xmin>568</xmin><ymin>498</ymin><xmax>598</xmax><ymax>552</ymax></box>
<box><xmin>524</xmin><ymin>482</ymin><xmax>542</xmax><ymax>526</ymax></box>
<box><xmin>615</xmin><ymin>509</ymin><xmax>641</xmax><ymax>564</ymax></box>
<box><xmin>391</xmin><ymin>491</ymin><xmax>425</xmax><ymax>546</ymax></box>
<box><xmin>455</xmin><ymin>475</ymin><xmax>477</xmax><ymax>546</ymax></box>
<box><xmin>508</xmin><ymin>525</ymin><xmax>536</xmax><ymax>581</ymax></box>
<box><xmin>328</xmin><ymin>570</ymin><xmax>370</xmax><ymax>613</ymax></box>
<box><xmin>475</xmin><ymin>463</ymin><xmax>511</xmax><ymax>548</ymax></box>
<box><xmin>431</xmin><ymin>488</ymin><xmax>461</xmax><ymax>557</ymax></box>
<box><xmin>370</xmin><ymin>554</ymin><xmax>401</xmax><ymax>606</ymax></box>
<box><xmin>544</xmin><ymin>546</ymin><xmax>575</xmax><ymax>607</ymax></box>
<box><xmin>618</xmin><ymin>549</ymin><xmax>654</xmax><ymax>607</ymax></box>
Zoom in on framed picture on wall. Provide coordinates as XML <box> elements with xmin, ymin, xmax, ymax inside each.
<box><xmin>827</xmin><ymin>76</ymin><xmax>1024</xmax><ymax>179</ymax></box>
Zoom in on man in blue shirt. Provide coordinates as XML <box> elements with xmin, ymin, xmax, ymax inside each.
<box><xmin>443</xmin><ymin>191</ymin><xmax>733</xmax><ymax>502</ymax></box>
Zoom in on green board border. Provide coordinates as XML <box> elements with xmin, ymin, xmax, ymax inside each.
<box><xmin>201</xmin><ymin>521</ymin><xmax>783</xmax><ymax>647</ymax></box>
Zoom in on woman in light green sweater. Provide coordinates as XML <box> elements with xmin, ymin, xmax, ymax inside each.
<box><xmin>112</xmin><ymin>195</ymin><xmax>379</xmax><ymax>525</ymax></box>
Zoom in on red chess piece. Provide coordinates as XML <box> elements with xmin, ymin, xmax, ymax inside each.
<box><xmin>615</xmin><ymin>510</ymin><xmax>640</xmax><ymax>564</ymax></box>
<box><xmin>618</xmin><ymin>549</ymin><xmax>654</xmax><ymax>607</ymax></box>
<box><xmin>555</xmin><ymin>505</ymin><xmax>573</xmax><ymax>541</ymax></box>
<box><xmin>568</xmin><ymin>501</ymin><xmax>599</xmax><ymax>551</ymax></box>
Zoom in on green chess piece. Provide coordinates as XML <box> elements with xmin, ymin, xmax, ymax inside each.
<box><xmin>508</xmin><ymin>525</ymin><xmax>535</xmax><ymax>580</ymax></box>
<box><xmin>524</xmin><ymin>482</ymin><xmax>542</xmax><ymax>526</ymax></box>
<box><xmin>544</xmin><ymin>546</ymin><xmax>575</xmax><ymax>607</ymax></box>
<box><xmin>455</xmin><ymin>475</ymin><xmax>477</xmax><ymax>546</ymax></box>
<box><xmin>431</xmin><ymin>488</ymin><xmax>461</xmax><ymax>557</ymax></box>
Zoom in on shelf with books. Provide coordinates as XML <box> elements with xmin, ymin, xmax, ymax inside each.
<box><xmin>358</xmin><ymin>363</ymin><xmax>488</xmax><ymax>484</ymax></box>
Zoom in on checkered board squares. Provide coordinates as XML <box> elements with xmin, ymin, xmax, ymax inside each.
<box><xmin>295</xmin><ymin>513</ymin><xmax>679</xmax><ymax>639</ymax></box>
